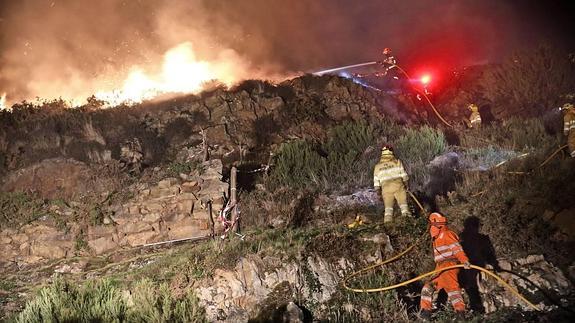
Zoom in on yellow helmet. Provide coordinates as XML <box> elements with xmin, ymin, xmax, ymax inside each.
<box><xmin>468</xmin><ymin>103</ymin><xmax>478</xmax><ymax>111</ymax></box>
<box><xmin>381</xmin><ymin>145</ymin><xmax>394</xmax><ymax>157</ymax></box>
<box><xmin>562</xmin><ymin>103</ymin><xmax>574</xmax><ymax>111</ymax></box>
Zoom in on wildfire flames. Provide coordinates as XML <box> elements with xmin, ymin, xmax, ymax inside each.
<box><xmin>94</xmin><ymin>42</ymin><xmax>250</xmax><ymax>106</ymax></box>
<box><xmin>0</xmin><ymin>93</ymin><xmax>6</xmax><ymax>111</ymax></box>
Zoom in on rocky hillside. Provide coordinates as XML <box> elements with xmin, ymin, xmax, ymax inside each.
<box><xmin>1</xmin><ymin>71</ymin><xmax>574</xmax><ymax>322</ymax></box>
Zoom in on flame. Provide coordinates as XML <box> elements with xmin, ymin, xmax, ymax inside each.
<box><xmin>0</xmin><ymin>93</ymin><xmax>7</xmax><ymax>110</ymax></box>
<box><xmin>95</xmin><ymin>42</ymin><xmax>243</xmax><ymax>105</ymax></box>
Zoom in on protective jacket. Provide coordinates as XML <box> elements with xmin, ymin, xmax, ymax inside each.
<box><xmin>564</xmin><ymin>108</ymin><xmax>575</xmax><ymax>157</ymax></box>
<box><xmin>374</xmin><ymin>157</ymin><xmax>410</xmax><ymax>219</ymax></box>
<box><xmin>420</xmin><ymin>227</ymin><xmax>469</xmax><ymax>312</ymax></box>
<box><xmin>380</xmin><ymin>54</ymin><xmax>397</xmax><ymax>71</ymax></box>
<box><xmin>470</xmin><ymin>111</ymin><xmax>481</xmax><ymax>127</ymax></box>
<box><xmin>374</xmin><ymin>157</ymin><xmax>408</xmax><ymax>186</ymax></box>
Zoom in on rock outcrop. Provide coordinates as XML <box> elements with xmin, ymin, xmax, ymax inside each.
<box><xmin>0</xmin><ymin>159</ymin><xmax>229</xmax><ymax>267</ymax></box>
<box><xmin>195</xmin><ymin>254</ymin><xmax>353</xmax><ymax>322</ymax></box>
<box><xmin>478</xmin><ymin>255</ymin><xmax>572</xmax><ymax>312</ymax></box>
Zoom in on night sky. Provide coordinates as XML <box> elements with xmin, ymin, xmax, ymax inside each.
<box><xmin>0</xmin><ymin>0</ymin><xmax>573</xmax><ymax>101</ymax></box>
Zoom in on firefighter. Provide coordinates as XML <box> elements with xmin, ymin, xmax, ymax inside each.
<box><xmin>420</xmin><ymin>212</ymin><xmax>471</xmax><ymax>320</ymax></box>
<box><xmin>381</xmin><ymin>48</ymin><xmax>397</xmax><ymax>70</ymax></box>
<box><xmin>373</xmin><ymin>145</ymin><xmax>411</xmax><ymax>223</ymax></box>
<box><xmin>562</xmin><ymin>102</ymin><xmax>575</xmax><ymax>157</ymax></box>
<box><xmin>468</xmin><ymin>104</ymin><xmax>482</xmax><ymax>128</ymax></box>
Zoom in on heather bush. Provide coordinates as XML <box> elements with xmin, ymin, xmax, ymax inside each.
<box><xmin>478</xmin><ymin>45</ymin><xmax>575</xmax><ymax>118</ymax></box>
<box><xmin>268</xmin><ymin>121</ymin><xmax>381</xmax><ymax>192</ymax></box>
<box><xmin>394</xmin><ymin>125</ymin><xmax>447</xmax><ymax>190</ymax></box>
<box><xmin>15</xmin><ymin>278</ymin><xmax>206</xmax><ymax>323</ymax></box>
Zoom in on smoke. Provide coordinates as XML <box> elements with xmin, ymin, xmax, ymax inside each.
<box><xmin>0</xmin><ymin>0</ymin><xmax>572</xmax><ymax>105</ymax></box>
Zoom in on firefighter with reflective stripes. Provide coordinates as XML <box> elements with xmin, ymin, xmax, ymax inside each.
<box><xmin>562</xmin><ymin>102</ymin><xmax>575</xmax><ymax>157</ymax></box>
<box><xmin>468</xmin><ymin>103</ymin><xmax>482</xmax><ymax>128</ymax></box>
<box><xmin>373</xmin><ymin>145</ymin><xmax>411</xmax><ymax>223</ymax></box>
<box><xmin>420</xmin><ymin>212</ymin><xmax>471</xmax><ymax>320</ymax></box>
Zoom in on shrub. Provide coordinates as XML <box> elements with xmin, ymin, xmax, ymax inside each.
<box><xmin>0</xmin><ymin>192</ymin><xmax>49</xmax><ymax>229</ymax></box>
<box><xmin>478</xmin><ymin>45</ymin><xmax>575</xmax><ymax>118</ymax></box>
<box><xmin>16</xmin><ymin>279</ymin><xmax>126</xmax><ymax>323</ymax></box>
<box><xmin>128</xmin><ymin>279</ymin><xmax>206</xmax><ymax>323</ymax></box>
<box><xmin>394</xmin><ymin>126</ymin><xmax>447</xmax><ymax>190</ymax></box>
<box><xmin>268</xmin><ymin>121</ymin><xmax>381</xmax><ymax>192</ymax></box>
<box><xmin>459</xmin><ymin>117</ymin><xmax>560</xmax><ymax>151</ymax></box>
<box><xmin>15</xmin><ymin>278</ymin><xmax>207</xmax><ymax>323</ymax></box>
<box><xmin>268</xmin><ymin>140</ymin><xmax>325</xmax><ymax>190</ymax></box>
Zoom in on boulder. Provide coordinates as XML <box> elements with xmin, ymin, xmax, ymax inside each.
<box><xmin>478</xmin><ymin>255</ymin><xmax>571</xmax><ymax>312</ymax></box>
<box><xmin>124</xmin><ymin>231</ymin><xmax>160</xmax><ymax>247</ymax></box>
<box><xmin>30</xmin><ymin>241</ymin><xmax>69</xmax><ymax>259</ymax></box>
<box><xmin>88</xmin><ymin>236</ymin><xmax>119</xmax><ymax>255</ymax></box>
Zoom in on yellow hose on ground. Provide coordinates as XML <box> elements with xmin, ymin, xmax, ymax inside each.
<box><xmin>392</xmin><ymin>65</ymin><xmax>453</xmax><ymax>128</ymax></box>
<box><xmin>408</xmin><ymin>190</ymin><xmax>425</xmax><ymax>213</ymax></box>
<box><xmin>343</xmin><ymin>264</ymin><xmax>541</xmax><ymax>311</ymax></box>
<box><xmin>537</xmin><ymin>144</ymin><xmax>568</xmax><ymax>168</ymax></box>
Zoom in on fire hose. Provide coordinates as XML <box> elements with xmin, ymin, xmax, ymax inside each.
<box><xmin>313</xmin><ymin>61</ymin><xmax>453</xmax><ymax>128</ymax></box>
<box><xmin>392</xmin><ymin>64</ymin><xmax>453</xmax><ymax>128</ymax></box>
<box><xmin>342</xmin><ymin>226</ymin><xmax>541</xmax><ymax>311</ymax></box>
<box><xmin>343</xmin><ymin>191</ymin><xmax>541</xmax><ymax>311</ymax></box>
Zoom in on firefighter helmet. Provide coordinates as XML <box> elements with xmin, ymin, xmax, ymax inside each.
<box><xmin>381</xmin><ymin>145</ymin><xmax>394</xmax><ymax>157</ymax></box>
<box><xmin>562</xmin><ymin>102</ymin><xmax>574</xmax><ymax>111</ymax></box>
<box><xmin>429</xmin><ymin>212</ymin><xmax>447</xmax><ymax>226</ymax></box>
<box><xmin>383</xmin><ymin>48</ymin><xmax>392</xmax><ymax>55</ymax></box>
<box><xmin>468</xmin><ymin>103</ymin><xmax>479</xmax><ymax>111</ymax></box>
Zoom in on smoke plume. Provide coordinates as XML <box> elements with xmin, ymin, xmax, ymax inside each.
<box><xmin>0</xmin><ymin>0</ymin><xmax>572</xmax><ymax>105</ymax></box>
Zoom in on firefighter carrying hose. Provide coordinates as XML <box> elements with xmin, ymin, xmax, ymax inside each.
<box><xmin>467</xmin><ymin>103</ymin><xmax>482</xmax><ymax>128</ymax></box>
<box><xmin>562</xmin><ymin>102</ymin><xmax>575</xmax><ymax>157</ymax></box>
<box><xmin>420</xmin><ymin>212</ymin><xmax>471</xmax><ymax>320</ymax></box>
<box><xmin>373</xmin><ymin>145</ymin><xmax>411</xmax><ymax>223</ymax></box>
<box><xmin>376</xmin><ymin>47</ymin><xmax>397</xmax><ymax>76</ymax></box>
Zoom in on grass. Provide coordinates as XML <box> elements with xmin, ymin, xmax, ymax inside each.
<box><xmin>14</xmin><ymin>278</ymin><xmax>206</xmax><ymax>323</ymax></box>
<box><xmin>0</xmin><ymin>192</ymin><xmax>51</xmax><ymax>229</ymax></box>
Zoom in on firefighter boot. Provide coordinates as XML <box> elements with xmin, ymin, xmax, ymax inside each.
<box><xmin>419</xmin><ymin>309</ymin><xmax>431</xmax><ymax>321</ymax></box>
<box><xmin>383</xmin><ymin>211</ymin><xmax>393</xmax><ymax>224</ymax></box>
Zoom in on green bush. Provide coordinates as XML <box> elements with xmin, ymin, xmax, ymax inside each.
<box><xmin>268</xmin><ymin>121</ymin><xmax>380</xmax><ymax>192</ymax></box>
<box><xmin>0</xmin><ymin>192</ymin><xmax>49</xmax><ymax>229</ymax></box>
<box><xmin>16</xmin><ymin>279</ymin><xmax>126</xmax><ymax>323</ymax></box>
<box><xmin>478</xmin><ymin>45</ymin><xmax>575</xmax><ymax>118</ymax></box>
<box><xmin>459</xmin><ymin>117</ymin><xmax>560</xmax><ymax>151</ymax></box>
<box><xmin>15</xmin><ymin>278</ymin><xmax>207</xmax><ymax>323</ymax></box>
<box><xmin>128</xmin><ymin>279</ymin><xmax>206</xmax><ymax>323</ymax></box>
<box><xmin>394</xmin><ymin>126</ymin><xmax>447</xmax><ymax>190</ymax></box>
<box><xmin>268</xmin><ymin>140</ymin><xmax>325</xmax><ymax>189</ymax></box>
<box><xmin>167</xmin><ymin>160</ymin><xmax>204</xmax><ymax>177</ymax></box>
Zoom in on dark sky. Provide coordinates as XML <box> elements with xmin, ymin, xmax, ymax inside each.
<box><xmin>0</xmin><ymin>0</ymin><xmax>573</xmax><ymax>102</ymax></box>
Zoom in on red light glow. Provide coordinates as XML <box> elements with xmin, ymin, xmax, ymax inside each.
<box><xmin>420</xmin><ymin>74</ymin><xmax>431</xmax><ymax>85</ymax></box>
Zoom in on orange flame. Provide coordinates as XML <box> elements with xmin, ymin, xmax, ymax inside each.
<box><xmin>95</xmin><ymin>42</ymin><xmax>245</xmax><ymax>106</ymax></box>
<box><xmin>0</xmin><ymin>93</ymin><xmax>7</xmax><ymax>110</ymax></box>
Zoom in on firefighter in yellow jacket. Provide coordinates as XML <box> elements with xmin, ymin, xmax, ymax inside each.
<box><xmin>373</xmin><ymin>145</ymin><xmax>411</xmax><ymax>223</ymax></box>
<box><xmin>467</xmin><ymin>104</ymin><xmax>481</xmax><ymax>128</ymax></box>
<box><xmin>563</xmin><ymin>102</ymin><xmax>575</xmax><ymax>158</ymax></box>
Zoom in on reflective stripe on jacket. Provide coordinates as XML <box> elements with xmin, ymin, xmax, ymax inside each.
<box><xmin>564</xmin><ymin>110</ymin><xmax>575</xmax><ymax>134</ymax></box>
<box><xmin>373</xmin><ymin>158</ymin><xmax>408</xmax><ymax>187</ymax></box>
<box><xmin>470</xmin><ymin>112</ymin><xmax>481</xmax><ymax>124</ymax></box>
<box><xmin>433</xmin><ymin>229</ymin><xmax>469</xmax><ymax>265</ymax></box>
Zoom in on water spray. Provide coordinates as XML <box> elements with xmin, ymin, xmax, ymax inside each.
<box><xmin>313</xmin><ymin>61</ymin><xmax>378</xmax><ymax>75</ymax></box>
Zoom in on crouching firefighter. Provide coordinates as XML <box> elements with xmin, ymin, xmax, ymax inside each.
<box><xmin>562</xmin><ymin>102</ymin><xmax>575</xmax><ymax>158</ymax></box>
<box><xmin>420</xmin><ymin>212</ymin><xmax>471</xmax><ymax>320</ymax></box>
<box><xmin>373</xmin><ymin>145</ymin><xmax>411</xmax><ymax>223</ymax></box>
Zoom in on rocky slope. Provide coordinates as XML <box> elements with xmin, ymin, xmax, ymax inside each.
<box><xmin>1</xmin><ymin>73</ymin><xmax>574</xmax><ymax>322</ymax></box>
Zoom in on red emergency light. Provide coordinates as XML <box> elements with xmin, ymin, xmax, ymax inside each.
<box><xmin>420</xmin><ymin>74</ymin><xmax>431</xmax><ymax>85</ymax></box>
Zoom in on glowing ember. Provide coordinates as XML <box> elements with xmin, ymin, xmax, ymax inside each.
<box><xmin>95</xmin><ymin>42</ymin><xmax>244</xmax><ymax>106</ymax></box>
